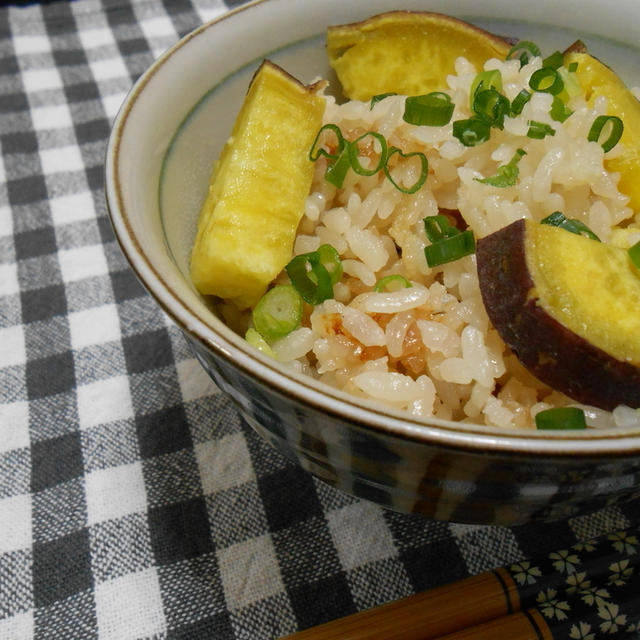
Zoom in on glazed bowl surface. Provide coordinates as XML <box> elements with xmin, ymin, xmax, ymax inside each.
<box><xmin>105</xmin><ymin>0</ymin><xmax>640</xmax><ymax>525</ymax></box>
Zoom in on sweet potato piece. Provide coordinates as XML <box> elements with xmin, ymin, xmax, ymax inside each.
<box><xmin>190</xmin><ymin>61</ymin><xmax>325</xmax><ymax>309</ymax></box>
<box><xmin>476</xmin><ymin>219</ymin><xmax>640</xmax><ymax>410</ymax></box>
<box><xmin>565</xmin><ymin>48</ymin><xmax>640</xmax><ymax>211</ymax></box>
<box><xmin>327</xmin><ymin>11</ymin><xmax>512</xmax><ymax>101</ymax></box>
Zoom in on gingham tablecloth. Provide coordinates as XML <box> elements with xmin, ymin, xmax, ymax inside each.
<box><xmin>2</xmin><ymin>1</ymin><xmax>640</xmax><ymax>639</ymax></box>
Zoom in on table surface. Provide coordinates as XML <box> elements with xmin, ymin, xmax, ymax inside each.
<box><xmin>1</xmin><ymin>1</ymin><xmax>640</xmax><ymax>639</ymax></box>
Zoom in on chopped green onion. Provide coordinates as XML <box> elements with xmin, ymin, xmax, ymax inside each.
<box><xmin>370</xmin><ymin>92</ymin><xmax>397</xmax><ymax>109</ymax></box>
<box><xmin>541</xmin><ymin>211</ymin><xmax>601</xmax><ymax>241</ymax></box>
<box><xmin>423</xmin><ymin>214</ymin><xmax>475</xmax><ymax>266</ymax></box>
<box><xmin>587</xmin><ymin>115</ymin><xmax>624</xmax><ymax>152</ymax></box>
<box><xmin>324</xmin><ymin>145</ymin><xmax>351</xmax><ymax>188</ymax></box>
<box><xmin>535</xmin><ymin>407</ymin><xmax>587</xmax><ymax>430</ymax></box>
<box><xmin>550</xmin><ymin>96</ymin><xmax>573</xmax><ymax>123</ymax></box>
<box><xmin>510</xmin><ymin>89</ymin><xmax>531</xmax><ymax>116</ymax></box>
<box><xmin>506</xmin><ymin>40</ymin><xmax>541</xmax><ymax>67</ymax></box>
<box><xmin>425</xmin><ymin>230</ymin><xmax>475</xmax><ymax>267</ymax></box>
<box><xmin>475</xmin><ymin>148</ymin><xmax>527</xmax><ymax>188</ymax></box>
<box><xmin>558</xmin><ymin>66</ymin><xmax>582</xmax><ymax>98</ymax></box>
<box><xmin>542</xmin><ymin>50</ymin><xmax>564</xmax><ymax>70</ymax></box>
<box><xmin>383</xmin><ymin>147</ymin><xmax>428</xmax><ymax>194</ymax></box>
<box><xmin>252</xmin><ymin>285</ymin><xmax>303</xmax><ymax>341</ymax></box>
<box><xmin>309</xmin><ymin>124</ymin><xmax>351</xmax><ymax>188</ymax></box>
<box><xmin>529</xmin><ymin>67</ymin><xmax>564</xmax><ymax>95</ymax></box>
<box><xmin>472</xmin><ymin>88</ymin><xmax>510</xmax><ymax>129</ymax></box>
<box><xmin>348</xmin><ymin>131</ymin><xmax>388</xmax><ymax>176</ymax></box>
<box><xmin>469</xmin><ymin>69</ymin><xmax>503</xmax><ymax>109</ymax></box>
<box><xmin>423</xmin><ymin>214</ymin><xmax>461</xmax><ymax>243</ymax></box>
<box><xmin>245</xmin><ymin>327</ymin><xmax>277</xmax><ymax>358</ymax></box>
<box><xmin>452</xmin><ymin>117</ymin><xmax>492</xmax><ymax>147</ymax></box>
<box><xmin>309</xmin><ymin>125</ymin><xmax>427</xmax><ymax>194</ymax></box>
<box><xmin>285</xmin><ymin>252</ymin><xmax>334</xmax><ymax>304</ymax></box>
<box><xmin>540</xmin><ymin>211</ymin><xmax>568</xmax><ymax>227</ymax></box>
<box><xmin>629</xmin><ymin>240</ymin><xmax>640</xmax><ymax>270</ymax></box>
<box><xmin>374</xmin><ymin>274</ymin><xmax>413</xmax><ymax>292</ymax></box>
<box><xmin>403</xmin><ymin>92</ymin><xmax>455</xmax><ymax>126</ymax></box>
<box><xmin>568</xmin><ymin>61</ymin><xmax>579</xmax><ymax>72</ymax></box>
<box><xmin>527</xmin><ymin>120</ymin><xmax>556</xmax><ymax>139</ymax></box>
<box><xmin>309</xmin><ymin>124</ymin><xmax>344</xmax><ymax>161</ymax></box>
<box><xmin>316</xmin><ymin>244</ymin><xmax>343</xmax><ymax>284</ymax></box>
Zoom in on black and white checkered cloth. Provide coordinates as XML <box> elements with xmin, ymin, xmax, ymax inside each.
<box><xmin>1</xmin><ymin>1</ymin><xmax>640</xmax><ymax>638</ymax></box>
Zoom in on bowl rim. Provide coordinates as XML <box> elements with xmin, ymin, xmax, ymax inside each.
<box><xmin>104</xmin><ymin>0</ymin><xmax>640</xmax><ymax>457</ymax></box>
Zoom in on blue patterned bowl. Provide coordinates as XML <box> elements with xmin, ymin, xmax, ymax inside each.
<box><xmin>105</xmin><ymin>0</ymin><xmax>640</xmax><ymax>525</ymax></box>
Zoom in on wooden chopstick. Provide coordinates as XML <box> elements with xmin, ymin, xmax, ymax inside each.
<box><xmin>282</xmin><ymin>535</ymin><xmax>640</xmax><ymax>640</ymax></box>
<box><xmin>434</xmin><ymin>609</ymin><xmax>552</xmax><ymax>640</ymax></box>
<box><xmin>281</xmin><ymin>569</ymin><xmax>521</xmax><ymax>640</ymax></box>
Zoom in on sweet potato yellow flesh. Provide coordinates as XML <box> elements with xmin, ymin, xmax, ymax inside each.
<box><xmin>565</xmin><ymin>51</ymin><xmax>640</xmax><ymax>211</ymax></box>
<box><xmin>327</xmin><ymin>11</ymin><xmax>511</xmax><ymax>101</ymax></box>
<box><xmin>190</xmin><ymin>61</ymin><xmax>325</xmax><ymax>309</ymax></box>
<box><xmin>476</xmin><ymin>220</ymin><xmax>640</xmax><ymax>410</ymax></box>
<box><xmin>528</xmin><ymin>223</ymin><xmax>640</xmax><ymax>366</ymax></box>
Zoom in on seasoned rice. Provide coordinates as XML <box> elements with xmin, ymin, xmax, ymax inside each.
<box><xmin>262</xmin><ymin>54</ymin><xmax>640</xmax><ymax>430</ymax></box>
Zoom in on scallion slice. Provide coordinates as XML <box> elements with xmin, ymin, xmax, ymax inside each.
<box><xmin>251</xmin><ymin>285</ymin><xmax>303</xmax><ymax>341</ymax></box>
<box><xmin>472</xmin><ymin>89</ymin><xmax>510</xmax><ymax>129</ymax></box>
<box><xmin>309</xmin><ymin>125</ymin><xmax>427</xmax><ymax>194</ymax></box>
<box><xmin>510</xmin><ymin>89</ymin><xmax>531</xmax><ymax>116</ymax></box>
<box><xmin>540</xmin><ymin>211</ymin><xmax>568</xmax><ymax>227</ymax></box>
<box><xmin>527</xmin><ymin>120</ymin><xmax>556</xmax><ymax>139</ymax></box>
<box><xmin>558</xmin><ymin>66</ymin><xmax>582</xmax><ymax>98</ymax></box>
<box><xmin>245</xmin><ymin>328</ymin><xmax>277</xmax><ymax>358</ymax></box>
<box><xmin>309</xmin><ymin>124</ymin><xmax>344</xmax><ymax>162</ymax></box>
<box><xmin>316</xmin><ymin>243</ymin><xmax>343</xmax><ymax>284</ymax></box>
<box><xmin>469</xmin><ymin>69</ymin><xmax>503</xmax><ymax>109</ymax></box>
<box><xmin>324</xmin><ymin>145</ymin><xmax>351</xmax><ymax>188</ymax></box>
<box><xmin>348</xmin><ymin>131</ymin><xmax>387</xmax><ymax>176</ymax></box>
<box><xmin>374</xmin><ymin>274</ymin><xmax>412</xmax><ymax>292</ymax></box>
<box><xmin>535</xmin><ymin>407</ymin><xmax>587</xmax><ymax>430</ymax></box>
<box><xmin>542</xmin><ymin>50</ymin><xmax>564</xmax><ymax>70</ymax></box>
<box><xmin>567</xmin><ymin>221</ymin><xmax>600</xmax><ymax>240</ymax></box>
<box><xmin>383</xmin><ymin>147</ymin><xmax>428</xmax><ymax>194</ymax></box>
<box><xmin>541</xmin><ymin>211</ymin><xmax>601</xmax><ymax>241</ymax></box>
<box><xmin>568</xmin><ymin>61</ymin><xmax>579</xmax><ymax>72</ymax></box>
<box><xmin>370</xmin><ymin>92</ymin><xmax>397</xmax><ymax>109</ymax></box>
<box><xmin>529</xmin><ymin>67</ymin><xmax>564</xmax><ymax>95</ymax></box>
<box><xmin>423</xmin><ymin>214</ymin><xmax>460</xmax><ymax>243</ymax></box>
<box><xmin>424</xmin><ymin>230</ymin><xmax>475</xmax><ymax>267</ymax></box>
<box><xmin>452</xmin><ymin>117</ymin><xmax>492</xmax><ymax>147</ymax></box>
<box><xmin>309</xmin><ymin>124</ymin><xmax>351</xmax><ymax>188</ymax></box>
<box><xmin>506</xmin><ymin>40</ymin><xmax>541</xmax><ymax>67</ymax></box>
<box><xmin>403</xmin><ymin>92</ymin><xmax>455</xmax><ymax>126</ymax></box>
<box><xmin>629</xmin><ymin>240</ymin><xmax>640</xmax><ymax>269</ymax></box>
<box><xmin>285</xmin><ymin>252</ymin><xmax>334</xmax><ymax>305</ymax></box>
<box><xmin>550</xmin><ymin>96</ymin><xmax>573</xmax><ymax>123</ymax></box>
<box><xmin>475</xmin><ymin>148</ymin><xmax>526</xmax><ymax>188</ymax></box>
<box><xmin>587</xmin><ymin>115</ymin><xmax>624</xmax><ymax>152</ymax></box>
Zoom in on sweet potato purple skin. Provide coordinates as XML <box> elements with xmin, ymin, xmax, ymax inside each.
<box><xmin>476</xmin><ymin>219</ymin><xmax>640</xmax><ymax>411</ymax></box>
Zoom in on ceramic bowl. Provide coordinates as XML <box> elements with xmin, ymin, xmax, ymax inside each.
<box><xmin>105</xmin><ymin>0</ymin><xmax>640</xmax><ymax>525</ymax></box>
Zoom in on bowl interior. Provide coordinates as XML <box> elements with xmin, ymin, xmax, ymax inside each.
<box><xmin>106</xmin><ymin>0</ymin><xmax>640</xmax><ymax>449</ymax></box>
<box><xmin>160</xmin><ymin>11</ymin><xmax>640</xmax><ymax>284</ymax></box>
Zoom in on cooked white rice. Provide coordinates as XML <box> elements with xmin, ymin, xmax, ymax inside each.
<box><xmin>265</xmin><ymin>54</ymin><xmax>640</xmax><ymax>430</ymax></box>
